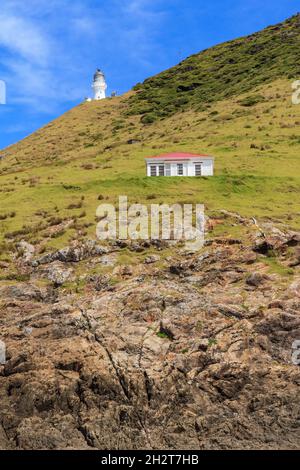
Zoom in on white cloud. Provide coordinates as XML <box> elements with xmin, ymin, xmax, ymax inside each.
<box><xmin>0</xmin><ymin>13</ymin><xmax>50</xmax><ymax>65</ymax></box>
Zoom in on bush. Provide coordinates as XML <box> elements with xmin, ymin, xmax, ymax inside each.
<box><xmin>141</xmin><ymin>113</ymin><xmax>158</xmax><ymax>125</ymax></box>
<box><xmin>239</xmin><ymin>94</ymin><xmax>265</xmax><ymax>107</ymax></box>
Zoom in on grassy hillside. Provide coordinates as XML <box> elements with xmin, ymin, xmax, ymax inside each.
<box><xmin>0</xmin><ymin>14</ymin><xmax>300</xmax><ymax>260</ymax></box>
<box><xmin>129</xmin><ymin>13</ymin><xmax>300</xmax><ymax>122</ymax></box>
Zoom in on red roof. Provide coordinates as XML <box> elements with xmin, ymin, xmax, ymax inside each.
<box><xmin>145</xmin><ymin>152</ymin><xmax>211</xmax><ymax>160</ymax></box>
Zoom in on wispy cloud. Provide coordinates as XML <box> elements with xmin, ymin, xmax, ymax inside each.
<box><xmin>0</xmin><ymin>13</ymin><xmax>50</xmax><ymax>65</ymax></box>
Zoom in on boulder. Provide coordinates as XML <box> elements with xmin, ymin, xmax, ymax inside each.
<box><xmin>246</xmin><ymin>272</ymin><xmax>269</xmax><ymax>287</ymax></box>
<box><xmin>289</xmin><ymin>279</ymin><xmax>300</xmax><ymax>297</ymax></box>
<box><xmin>144</xmin><ymin>255</ymin><xmax>161</xmax><ymax>264</ymax></box>
<box><xmin>17</xmin><ymin>241</ymin><xmax>35</xmax><ymax>263</ymax></box>
<box><xmin>45</xmin><ymin>262</ymin><xmax>74</xmax><ymax>286</ymax></box>
<box><xmin>32</xmin><ymin>240</ymin><xmax>108</xmax><ymax>266</ymax></box>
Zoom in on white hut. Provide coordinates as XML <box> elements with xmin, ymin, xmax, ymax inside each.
<box><xmin>145</xmin><ymin>153</ymin><xmax>214</xmax><ymax>177</ymax></box>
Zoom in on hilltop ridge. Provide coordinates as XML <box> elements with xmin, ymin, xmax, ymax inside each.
<box><xmin>129</xmin><ymin>13</ymin><xmax>300</xmax><ymax>122</ymax></box>
<box><xmin>1</xmin><ymin>14</ymin><xmax>300</xmax><ymax>167</ymax></box>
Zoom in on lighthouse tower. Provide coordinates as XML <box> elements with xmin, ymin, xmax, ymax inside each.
<box><xmin>92</xmin><ymin>69</ymin><xmax>107</xmax><ymax>100</ymax></box>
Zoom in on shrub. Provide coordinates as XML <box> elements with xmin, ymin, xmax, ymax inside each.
<box><xmin>141</xmin><ymin>113</ymin><xmax>158</xmax><ymax>125</ymax></box>
<box><xmin>67</xmin><ymin>201</ymin><xmax>83</xmax><ymax>210</ymax></box>
<box><xmin>239</xmin><ymin>94</ymin><xmax>265</xmax><ymax>107</ymax></box>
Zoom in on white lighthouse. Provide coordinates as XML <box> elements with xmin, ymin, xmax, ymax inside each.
<box><xmin>92</xmin><ymin>69</ymin><xmax>107</xmax><ymax>100</ymax></box>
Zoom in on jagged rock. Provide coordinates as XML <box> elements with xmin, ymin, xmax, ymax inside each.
<box><xmin>17</xmin><ymin>241</ymin><xmax>35</xmax><ymax>263</ymax></box>
<box><xmin>16</xmin><ymin>416</ymin><xmax>91</xmax><ymax>450</ymax></box>
<box><xmin>99</xmin><ymin>254</ymin><xmax>117</xmax><ymax>267</ymax></box>
<box><xmin>112</xmin><ymin>240</ymin><xmax>130</xmax><ymax>249</ymax></box>
<box><xmin>0</xmin><ymin>261</ymin><xmax>9</xmax><ymax>269</ymax></box>
<box><xmin>32</xmin><ymin>240</ymin><xmax>108</xmax><ymax>266</ymax></box>
<box><xmin>129</xmin><ymin>242</ymin><xmax>145</xmax><ymax>253</ymax></box>
<box><xmin>121</xmin><ymin>265</ymin><xmax>133</xmax><ymax>276</ymax></box>
<box><xmin>0</xmin><ymin>425</ymin><xmax>11</xmax><ymax>450</ymax></box>
<box><xmin>289</xmin><ymin>279</ymin><xmax>300</xmax><ymax>297</ymax></box>
<box><xmin>253</xmin><ymin>236</ymin><xmax>273</xmax><ymax>254</ymax></box>
<box><xmin>211</xmin><ymin>238</ymin><xmax>243</xmax><ymax>246</ymax></box>
<box><xmin>1</xmin><ymin>229</ymin><xmax>300</xmax><ymax>450</ymax></box>
<box><xmin>288</xmin><ymin>247</ymin><xmax>300</xmax><ymax>267</ymax></box>
<box><xmin>253</xmin><ymin>228</ymin><xmax>300</xmax><ymax>255</ymax></box>
<box><xmin>45</xmin><ymin>262</ymin><xmax>74</xmax><ymax>286</ymax></box>
<box><xmin>170</xmin><ymin>263</ymin><xmax>185</xmax><ymax>275</ymax></box>
<box><xmin>242</xmin><ymin>252</ymin><xmax>257</xmax><ymax>264</ymax></box>
<box><xmin>0</xmin><ymin>284</ymin><xmax>56</xmax><ymax>303</ymax></box>
<box><xmin>88</xmin><ymin>274</ymin><xmax>112</xmax><ymax>292</ymax></box>
<box><xmin>215</xmin><ymin>303</ymin><xmax>245</xmax><ymax>319</ymax></box>
<box><xmin>144</xmin><ymin>255</ymin><xmax>161</xmax><ymax>264</ymax></box>
<box><xmin>197</xmin><ymin>339</ymin><xmax>210</xmax><ymax>352</ymax></box>
<box><xmin>268</xmin><ymin>300</ymin><xmax>284</xmax><ymax>309</ymax></box>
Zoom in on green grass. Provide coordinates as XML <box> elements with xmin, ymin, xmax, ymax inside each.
<box><xmin>1</xmin><ymin>171</ymin><xmax>299</xmax><ymax>252</ymax></box>
<box><xmin>156</xmin><ymin>331</ymin><xmax>171</xmax><ymax>340</ymax></box>
<box><xmin>260</xmin><ymin>255</ymin><xmax>295</xmax><ymax>276</ymax></box>
<box><xmin>128</xmin><ymin>14</ymin><xmax>300</xmax><ymax>122</ymax></box>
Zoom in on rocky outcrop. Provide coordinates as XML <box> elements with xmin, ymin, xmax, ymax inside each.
<box><xmin>253</xmin><ymin>225</ymin><xmax>300</xmax><ymax>255</ymax></box>
<box><xmin>0</xmin><ymin>228</ymin><xmax>300</xmax><ymax>450</ymax></box>
<box><xmin>32</xmin><ymin>240</ymin><xmax>109</xmax><ymax>266</ymax></box>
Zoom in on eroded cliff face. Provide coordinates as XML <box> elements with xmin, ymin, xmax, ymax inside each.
<box><xmin>0</xmin><ymin>219</ymin><xmax>300</xmax><ymax>450</ymax></box>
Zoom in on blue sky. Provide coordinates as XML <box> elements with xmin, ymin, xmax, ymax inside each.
<box><xmin>0</xmin><ymin>0</ymin><xmax>298</xmax><ymax>150</ymax></box>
